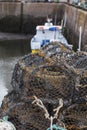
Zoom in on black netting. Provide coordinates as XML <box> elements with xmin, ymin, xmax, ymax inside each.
<box><xmin>65</xmin><ymin>52</ymin><xmax>87</xmax><ymax>67</ymax></box>
<box><xmin>0</xmin><ymin>42</ymin><xmax>87</xmax><ymax>130</ymax></box>
<box><xmin>11</xmin><ymin>53</ymin><xmax>53</xmax><ymax>93</ymax></box>
<box><xmin>73</xmin><ymin>56</ymin><xmax>87</xmax><ymax>69</ymax></box>
<box><xmin>63</xmin><ymin>103</ymin><xmax>87</xmax><ymax>130</ymax></box>
<box><xmin>26</xmin><ymin>64</ymin><xmax>75</xmax><ymax>101</ymax></box>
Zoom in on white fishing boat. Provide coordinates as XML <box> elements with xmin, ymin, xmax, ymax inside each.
<box><xmin>30</xmin><ymin>18</ymin><xmax>73</xmax><ymax>53</ymax></box>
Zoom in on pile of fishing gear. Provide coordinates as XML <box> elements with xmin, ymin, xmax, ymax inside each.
<box><xmin>0</xmin><ymin>42</ymin><xmax>87</xmax><ymax>130</ymax></box>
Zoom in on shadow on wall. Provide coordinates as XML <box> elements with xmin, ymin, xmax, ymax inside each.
<box><xmin>0</xmin><ymin>2</ymin><xmax>64</xmax><ymax>34</ymax></box>
<box><xmin>0</xmin><ymin>16</ymin><xmax>21</xmax><ymax>33</ymax></box>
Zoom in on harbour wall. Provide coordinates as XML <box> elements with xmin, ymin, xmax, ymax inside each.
<box><xmin>0</xmin><ymin>2</ymin><xmax>87</xmax><ymax>50</ymax></box>
<box><xmin>64</xmin><ymin>4</ymin><xmax>87</xmax><ymax>51</ymax></box>
<box><xmin>0</xmin><ymin>2</ymin><xmax>65</xmax><ymax>34</ymax></box>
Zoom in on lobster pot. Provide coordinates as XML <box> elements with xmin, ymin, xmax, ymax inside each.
<box><xmin>0</xmin><ymin>42</ymin><xmax>87</xmax><ymax>130</ymax></box>
<box><xmin>63</xmin><ymin>103</ymin><xmax>87</xmax><ymax>130</ymax></box>
<box><xmin>65</xmin><ymin>52</ymin><xmax>87</xmax><ymax>100</ymax></box>
<box><xmin>72</xmin><ymin>55</ymin><xmax>87</xmax><ymax>69</ymax></box>
<box><xmin>76</xmin><ymin>68</ymin><xmax>87</xmax><ymax>99</ymax></box>
<box><xmin>23</xmin><ymin>64</ymin><xmax>76</xmax><ymax>104</ymax></box>
<box><xmin>1</xmin><ymin>100</ymin><xmax>50</xmax><ymax>130</ymax></box>
<box><xmin>1</xmin><ymin>92</ymin><xmax>87</xmax><ymax>130</ymax></box>
<box><xmin>65</xmin><ymin>51</ymin><xmax>87</xmax><ymax>68</ymax></box>
<box><xmin>11</xmin><ymin>53</ymin><xmax>53</xmax><ymax>93</ymax></box>
<box><xmin>42</xmin><ymin>41</ymin><xmax>73</xmax><ymax>56</ymax></box>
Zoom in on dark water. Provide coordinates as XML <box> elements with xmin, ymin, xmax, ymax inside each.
<box><xmin>0</xmin><ymin>38</ymin><xmax>31</xmax><ymax>106</ymax></box>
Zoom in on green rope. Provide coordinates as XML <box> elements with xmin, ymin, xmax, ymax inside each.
<box><xmin>47</xmin><ymin>124</ymin><xmax>67</xmax><ymax>130</ymax></box>
<box><xmin>0</xmin><ymin>116</ymin><xmax>16</xmax><ymax>130</ymax></box>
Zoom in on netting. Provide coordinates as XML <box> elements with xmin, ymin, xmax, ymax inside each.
<box><xmin>65</xmin><ymin>52</ymin><xmax>87</xmax><ymax>68</ymax></box>
<box><xmin>11</xmin><ymin>53</ymin><xmax>53</xmax><ymax>93</ymax></box>
<box><xmin>26</xmin><ymin>64</ymin><xmax>75</xmax><ymax>101</ymax></box>
<box><xmin>42</xmin><ymin>42</ymin><xmax>73</xmax><ymax>59</ymax></box>
<box><xmin>0</xmin><ymin>42</ymin><xmax>87</xmax><ymax>130</ymax></box>
<box><xmin>63</xmin><ymin>103</ymin><xmax>87</xmax><ymax>130</ymax></box>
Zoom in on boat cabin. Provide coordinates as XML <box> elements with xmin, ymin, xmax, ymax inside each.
<box><xmin>32</xmin><ymin>24</ymin><xmax>62</xmax><ymax>46</ymax></box>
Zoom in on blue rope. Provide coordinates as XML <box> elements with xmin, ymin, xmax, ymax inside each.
<box><xmin>47</xmin><ymin>124</ymin><xmax>67</xmax><ymax>130</ymax></box>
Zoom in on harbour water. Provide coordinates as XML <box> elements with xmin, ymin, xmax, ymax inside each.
<box><xmin>0</xmin><ymin>38</ymin><xmax>31</xmax><ymax>106</ymax></box>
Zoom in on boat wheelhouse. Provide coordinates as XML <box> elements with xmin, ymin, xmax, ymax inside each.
<box><xmin>30</xmin><ymin>19</ymin><xmax>73</xmax><ymax>53</ymax></box>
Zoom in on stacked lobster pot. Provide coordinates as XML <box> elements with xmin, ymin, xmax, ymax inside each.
<box><xmin>0</xmin><ymin>42</ymin><xmax>87</xmax><ymax>130</ymax></box>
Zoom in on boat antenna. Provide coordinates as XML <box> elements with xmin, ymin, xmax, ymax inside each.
<box><xmin>78</xmin><ymin>26</ymin><xmax>82</xmax><ymax>51</ymax></box>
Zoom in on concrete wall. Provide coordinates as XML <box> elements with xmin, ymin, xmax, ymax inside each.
<box><xmin>0</xmin><ymin>2</ymin><xmax>65</xmax><ymax>33</ymax></box>
<box><xmin>0</xmin><ymin>2</ymin><xmax>21</xmax><ymax>17</ymax></box>
<box><xmin>0</xmin><ymin>2</ymin><xmax>87</xmax><ymax>50</ymax></box>
<box><xmin>0</xmin><ymin>2</ymin><xmax>21</xmax><ymax>32</ymax></box>
<box><xmin>0</xmin><ymin>2</ymin><xmax>64</xmax><ymax>17</ymax></box>
<box><xmin>23</xmin><ymin>3</ymin><xmax>65</xmax><ymax>17</ymax></box>
<box><xmin>64</xmin><ymin>4</ymin><xmax>87</xmax><ymax>50</ymax></box>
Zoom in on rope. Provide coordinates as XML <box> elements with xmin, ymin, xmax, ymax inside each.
<box><xmin>32</xmin><ymin>96</ymin><xmax>50</xmax><ymax>119</ymax></box>
<box><xmin>53</xmin><ymin>98</ymin><xmax>63</xmax><ymax>119</ymax></box>
<box><xmin>0</xmin><ymin>116</ymin><xmax>16</xmax><ymax>130</ymax></box>
<box><xmin>47</xmin><ymin>124</ymin><xmax>67</xmax><ymax>130</ymax></box>
<box><xmin>50</xmin><ymin>116</ymin><xmax>53</xmax><ymax>130</ymax></box>
<box><xmin>32</xmin><ymin>96</ymin><xmax>63</xmax><ymax>120</ymax></box>
<box><xmin>32</xmin><ymin>96</ymin><xmax>67</xmax><ymax>130</ymax></box>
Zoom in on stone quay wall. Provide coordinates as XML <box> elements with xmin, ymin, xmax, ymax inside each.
<box><xmin>0</xmin><ymin>2</ymin><xmax>87</xmax><ymax>50</ymax></box>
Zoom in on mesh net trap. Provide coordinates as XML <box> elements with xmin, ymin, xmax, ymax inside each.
<box><xmin>0</xmin><ymin>42</ymin><xmax>87</xmax><ymax>130</ymax></box>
